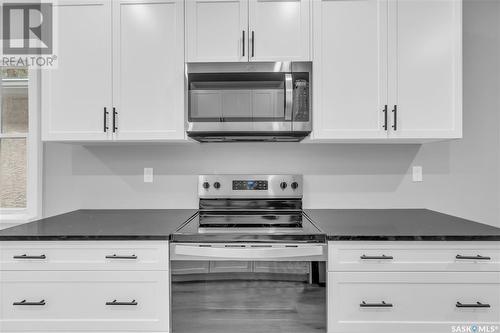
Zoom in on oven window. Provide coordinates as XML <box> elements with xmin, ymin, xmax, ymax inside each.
<box><xmin>171</xmin><ymin>261</ymin><xmax>326</xmax><ymax>333</ymax></box>
<box><xmin>188</xmin><ymin>72</ymin><xmax>286</xmax><ymax>122</ymax></box>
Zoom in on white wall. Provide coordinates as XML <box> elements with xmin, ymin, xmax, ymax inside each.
<box><xmin>42</xmin><ymin>0</ymin><xmax>500</xmax><ymax>227</ymax></box>
<box><xmin>414</xmin><ymin>0</ymin><xmax>500</xmax><ymax>226</ymax></box>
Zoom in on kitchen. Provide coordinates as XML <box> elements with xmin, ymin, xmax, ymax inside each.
<box><xmin>0</xmin><ymin>0</ymin><xmax>499</xmax><ymax>333</ymax></box>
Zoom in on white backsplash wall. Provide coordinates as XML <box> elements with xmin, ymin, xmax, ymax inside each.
<box><xmin>42</xmin><ymin>0</ymin><xmax>500</xmax><ymax>227</ymax></box>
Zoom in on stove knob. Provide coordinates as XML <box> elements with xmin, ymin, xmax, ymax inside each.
<box><xmin>202</xmin><ymin>182</ymin><xmax>210</xmax><ymax>189</ymax></box>
<box><xmin>280</xmin><ymin>182</ymin><xmax>288</xmax><ymax>190</ymax></box>
<box><xmin>214</xmin><ymin>182</ymin><xmax>221</xmax><ymax>189</ymax></box>
<box><xmin>291</xmin><ymin>182</ymin><xmax>299</xmax><ymax>190</ymax></box>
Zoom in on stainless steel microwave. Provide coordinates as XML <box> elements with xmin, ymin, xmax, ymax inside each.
<box><xmin>186</xmin><ymin>62</ymin><xmax>312</xmax><ymax>142</ymax></box>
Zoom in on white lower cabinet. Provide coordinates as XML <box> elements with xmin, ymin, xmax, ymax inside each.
<box><xmin>327</xmin><ymin>241</ymin><xmax>500</xmax><ymax>333</ymax></box>
<box><xmin>0</xmin><ymin>241</ymin><xmax>170</xmax><ymax>333</ymax></box>
<box><xmin>328</xmin><ymin>272</ymin><xmax>500</xmax><ymax>333</ymax></box>
<box><xmin>329</xmin><ymin>241</ymin><xmax>500</xmax><ymax>272</ymax></box>
<box><xmin>0</xmin><ymin>271</ymin><xmax>169</xmax><ymax>332</ymax></box>
<box><xmin>0</xmin><ymin>241</ymin><xmax>169</xmax><ymax>271</ymax></box>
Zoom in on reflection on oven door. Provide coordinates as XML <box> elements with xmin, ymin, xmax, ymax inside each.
<box><xmin>171</xmin><ymin>261</ymin><xmax>326</xmax><ymax>333</ymax></box>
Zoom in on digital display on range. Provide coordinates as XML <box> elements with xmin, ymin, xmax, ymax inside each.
<box><xmin>233</xmin><ymin>180</ymin><xmax>268</xmax><ymax>190</ymax></box>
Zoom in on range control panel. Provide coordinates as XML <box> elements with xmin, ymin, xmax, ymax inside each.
<box><xmin>199</xmin><ymin>175</ymin><xmax>302</xmax><ymax>198</ymax></box>
<box><xmin>232</xmin><ymin>180</ymin><xmax>268</xmax><ymax>191</ymax></box>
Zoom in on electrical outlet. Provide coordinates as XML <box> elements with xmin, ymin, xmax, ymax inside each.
<box><xmin>144</xmin><ymin>168</ymin><xmax>153</xmax><ymax>183</ymax></box>
<box><xmin>412</xmin><ymin>166</ymin><xmax>423</xmax><ymax>182</ymax></box>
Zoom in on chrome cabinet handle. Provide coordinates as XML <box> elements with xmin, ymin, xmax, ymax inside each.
<box><xmin>112</xmin><ymin>107</ymin><xmax>118</xmax><ymax>133</ymax></box>
<box><xmin>456</xmin><ymin>255</ymin><xmax>491</xmax><ymax>260</ymax></box>
<box><xmin>106</xmin><ymin>300</ymin><xmax>138</xmax><ymax>306</ymax></box>
<box><xmin>105</xmin><ymin>254</ymin><xmax>137</xmax><ymax>260</ymax></box>
<box><xmin>456</xmin><ymin>302</ymin><xmax>490</xmax><ymax>308</ymax></box>
<box><xmin>360</xmin><ymin>254</ymin><xmax>394</xmax><ymax>260</ymax></box>
<box><xmin>360</xmin><ymin>301</ymin><xmax>393</xmax><ymax>308</ymax></box>
<box><xmin>392</xmin><ymin>105</ymin><xmax>398</xmax><ymax>131</ymax></box>
<box><xmin>242</xmin><ymin>30</ymin><xmax>245</xmax><ymax>57</ymax></box>
<box><xmin>251</xmin><ymin>31</ymin><xmax>255</xmax><ymax>57</ymax></box>
<box><xmin>104</xmin><ymin>107</ymin><xmax>109</xmax><ymax>132</ymax></box>
<box><xmin>382</xmin><ymin>105</ymin><xmax>388</xmax><ymax>131</ymax></box>
<box><xmin>13</xmin><ymin>300</ymin><xmax>46</xmax><ymax>306</ymax></box>
<box><xmin>13</xmin><ymin>254</ymin><xmax>46</xmax><ymax>260</ymax></box>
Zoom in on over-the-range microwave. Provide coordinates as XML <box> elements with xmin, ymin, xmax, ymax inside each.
<box><xmin>186</xmin><ymin>62</ymin><xmax>312</xmax><ymax>142</ymax></box>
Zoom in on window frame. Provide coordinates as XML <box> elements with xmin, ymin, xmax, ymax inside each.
<box><xmin>0</xmin><ymin>69</ymin><xmax>42</xmax><ymax>226</ymax></box>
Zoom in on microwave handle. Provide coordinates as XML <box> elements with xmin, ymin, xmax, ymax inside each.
<box><xmin>284</xmin><ymin>73</ymin><xmax>293</xmax><ymax>121</ymax></box>
<box><xmin>173</xmin><ymin>245</ymin><xmax>324</xmax><ymax>260</ymax></box>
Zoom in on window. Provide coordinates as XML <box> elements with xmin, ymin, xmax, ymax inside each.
<box><xmin>0</xmin><ymin>68</ymin><xmax>41</xmax><ymax>225</ymax></box>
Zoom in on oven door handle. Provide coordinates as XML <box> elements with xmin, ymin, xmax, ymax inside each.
<box><xmin>284</xmin><ymin>73</ymin><xmax>293</xmax><ymax>121</ymax></box>
<box><xmin>173</xmin><ymin>245</ymin><xmax>324</xmax><ymax>260</ymax></box>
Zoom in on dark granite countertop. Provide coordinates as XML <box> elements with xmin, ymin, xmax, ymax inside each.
<box><xmin>0</xmin><ymin>209</ymin><xmax>197</xmax><ymax>241</ymax></box>
<box><xmin>304</xmin><ymin>209</ymin><xmax>500</xmax><ymax>241</ymax></box>
<box><xmin>0</xmin><ymin>208</ymin><xmax>499</xmax><ymax>241</ymax></box>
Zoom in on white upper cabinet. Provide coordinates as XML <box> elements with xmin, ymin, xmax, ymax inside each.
<box><xmin>42</xmin><ymin>0</ymin><xmax>186</xmax><ymax>142</ymax></box>
<box><xmin>42</xmin><ymin>1</ymin><xmax>112</xmax><ymax>141</ymax></box>
<box><xmin>312</xmin><ymin>0</ymin><xmax>388</xmax><ymax>140</ymax></box>
<box><xmin>248</xmin><ymin>0</ymin><xmax>310</xmax><ymax>62</ymax></box>
<box><xmin>311</xmin><ymin>0</ymin><xmax>462</xmax><ymax>142</ymax></box>
<box><xmin>186</xmin><ymin>0</ymin><xmax>248</xmax><ymax>62</ymax></box>
<box><xmin>388</xmin><ymin>0</ymin><xmax>462</xmax><ymax>140</ymax></box>
<box><xmin>186</xmin><ymin>0</ymin><xmax>311</xmax><ymax>62</ymax></box>
<box><xmin>112</xmin><ymin>0</ymin><xmax>185</xmax><ymax>141</ymax></box>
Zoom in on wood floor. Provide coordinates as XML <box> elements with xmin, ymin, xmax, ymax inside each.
<box><xmin>172</xmin><ymin>279</ymin><xmax>326</xmax><ymax>333</ymax></box>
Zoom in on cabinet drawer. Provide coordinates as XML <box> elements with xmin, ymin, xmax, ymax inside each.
<box><xmin>328</xmin><ymin>241</ymin><xmax>500</xmax><ymax>272</ymax></box>
<box><xmin>0</xmin><ymin>271</ymin><xmax>169</xmax><ymax>332</ymax></box>
<box><xmin>0</xmin><ymin>241</ymin><xmax>169</xmax><ymax>271</ymax></box>
<box><xmin>328</xmin><ymin>272</ymin><xmax>500</xmax><ymax>333</ymax></box>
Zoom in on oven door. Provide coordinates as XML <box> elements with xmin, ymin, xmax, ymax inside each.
<box><xmin>170</xmin><ymin>243</ymin><xmax>326</xmax><ymax>333</ymax></box>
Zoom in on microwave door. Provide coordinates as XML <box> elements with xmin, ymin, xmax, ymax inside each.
<box><xmin>188</xmin><ymin>73</ymin><xmax>289</xmax><ymax>126</ymax></box>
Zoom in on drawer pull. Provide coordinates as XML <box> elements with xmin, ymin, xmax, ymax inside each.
<box><xmin>456</xmin><ymin>302</ymin><xmax>491</xmax><ymax>308</ymax></box>
<box><xmin>456</xmin><ymin>255</ymin><xmax>491</xmax><ymax>260</ymax></box>
<box><xmin>105</xmin><ymin>254</ymin><xmax>137</xmax><ymax>260</ymax></box>
<box><xmin>360</xmin><ymin>255</ymin><xmax>394</xmax><ymax>260</ymax></box>
<box><xmin>13</xmin><ymin>300</ymin><xmax>46</xmax><ymax>306</ymax></box>
<box><xmin>106</xmin><ymin>300</ymin><xmax>138</xmax><ymax>306</ymax></box>
<box><xmin>360</xmin><ymin>301</ymin><xmax>393</xmax><ymax>308</ymax></box>
<box><xmin>13</xmin><ymin>254</ymin><xmax>46</xmax><ymax>260</ymax></box>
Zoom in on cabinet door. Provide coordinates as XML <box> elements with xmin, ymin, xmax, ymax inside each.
<box><xmin>328</xmin><ymin>272</ymin><xmax>500</xmax><ymax>333</ymax></box>
<box><xmin>388</xmin><ymin>0</ymin><xmax>462</xmax><ymax>140</ymax></box>
<box><xmin>186</xmin><ymin>0</ymin><xmax>248</xmax><ymax>62</ymax></box>
<box><xmin>112</xmin><ymin>0</ymin><xmax>185</xmax><ymax>141</ymax></box>
<box><xmin>0</xmin><ymin>271</ymin><xmax>169</xmax><ymax>332</ymax></box>
<box><xmin>248</xmin><ymin>0</ymin><xmax>310</xmax><ymax>62</ymax></box>
<box><xmin>312</xmin><ymin>0</ymin><xmax>388</xmax><ymax>140</ymax></box>
<box><xmin>41</xmin><ymin>0</ymin><xmax>112</xmax><ymax>141</ymax></box>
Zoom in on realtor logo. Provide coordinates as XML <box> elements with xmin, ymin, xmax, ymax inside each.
<box><xmin>2</xmin><ymin>3</ymin><xmax>53</xmax><ymax>54</ymax></box>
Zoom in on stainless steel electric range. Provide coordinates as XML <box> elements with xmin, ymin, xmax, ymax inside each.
<box><xmin>170</xmin><ymin>175</ymin><xmax>327</xmax><ymax>333</ymax></box>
